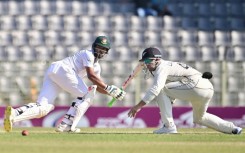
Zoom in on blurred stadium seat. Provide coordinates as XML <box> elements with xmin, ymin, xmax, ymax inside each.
<box><xmin>200</xmin><ymin>45</ymin><xmax>218</xmax><ymax>61</ymax></box>
<box><xmin>63</xmin><ymin>15</ymin><xmax>79</xmax><ymax>31</ymax></box>
<box><xmin>20</xmin><ymin>46</ymin><xmax>36</xmax><ymax>61</ymax></box>
<box><xmin>198</xmin><ymin>31</ymin><xmax>214</xmax><ymax>46</ymax></box>
<box><xmin>0</xmin><ymin>46</ymin><xmax>6</xmax><ymax>61</ymax></box>
<box><xmin>27</xmin><ymin>30</ymin><xmax>45</xmax><ymax>46</ymax></box>
<box><xmin>128</xmin><ymin>30</ymin><xmax>144</xmax><ymax>47</ymax></box>
<box><xmin>87</xmin><ymin>1</ymin><xmax>101</xmax><ymax>16</ymax></box>
<box><xmin>166</xmin><ymin>46</ymin><xmax>184</xmax><ymax>61</ymax></box>
<box><xmin>181</xmin><ymin>17</ymin><xmax>197</xmax><ymax>29</ymax></box>
<box><xmin>1</xmin><ymin>62</ymin><xmax>18</xmax><ymax>77</ymax></box>
<box><xmin>55</xmin><ymin>92</ymin><xmax>71</xmax><ymax>106</ymax></box>
<box><xmin>111</xmin><ymin>15</ymin><xmax>129</xmax><ymax>32</ymax></box>
<box><xmin>163</xmin><ymin>16</ymin><xmax>178</xmax><ymax>30</ymax></box>
<box><xmin>233</xmin><ymin>46</ymin><xmax>245</xmax><ymax>62</ymax></box>
<box><xmin>23</xmin><ymin>0</ymin><xmax>39</xmax><ymax>15</ymax></box>
<box><xmin>0</xmin><ymin>15</ymin><xmax>16</xmax><ymax>30</ymax></box>
<box><xmin>146</xmin><ymin>16</ymin><xmax>162</xmax><ymax>31</ymax></box>
<box><xmin>61</xmin><ymin>31</ymin><xmax>77</xmax><ymax>46</ymax></box>
<box><xmin>5</xmin><ymin>46</ymin><xmax>21</xmax><ymax>61</ymax></box>
<box><xmin>117</xmin><ymin>46</ymin><xmax>135</xmax><ymax>61</ymax></box>
<box><xmin>129</xmin><ymin>16</ymin><xmax>146</xmax><ymax>31</ymax></box>
<box><xmin>53</xmin><ymin>45</ymin><xmax>69</xmax><ymax>60</ymax></box>
<box><xmin>79</xmin><ymin>16</ymin><xmax>95</xmax><ymax>31</ymax></box>
<box><xmin>197</xmin><ymin>18</ymin><xmax>213</xmax><ymax>31</ymax></box>
<box><xmin>44</xmin><ymin>30</ymin><xmax>61</xmax><ymax>45</ymax></box>
<box><xmin>197</xmin><ymin>2</ymin><xmax>212</xmax><ymax>17</ymax></box>
<box><xmin>144</xmin><ymin>30</ymin><xmax>162</xmax><ymax>46</ymax></box>
<box><xmin>9</xmin><ymin>91</ymin><xmax>24</xmax><ymax>106</ymax></box>
<box><xmin>31</xmin><ymin>15</ymin><xmax>48</xmax><ymax>30</ymax></box>
<box><xmin>111</xmin><ymin>31</ymin><xmax>128</xmax><ymax>46</ymax></box>
<box><xmin>161</xmin><ymin>30</ymin><xmax>180</xmax><ymax>46</ymax></box>
<box><xmin>0</xmin><ymin>31</ymin><xmax>12</xmax><ymax>46</ymax></box>
<box><xmin>40</xmin><ymin>0</ymin><xmax>55</xmax><ymax>15</ymax></box>
<box><xmin>11</xmin><ymin>30</ymin><xmax>29</xmax><ymax>46</ymax></box>
<box><xmin>8</xmin><ymin>0</ymin><xmax>22</xmax><ymax>15</ymax></box>
<box><xmin>72</xmin><ymin>0</ymin><xmax>87</xmax><ymax>15</ymax></box>
<box><xmin>214</xmin><ymin>30</ymin><xmax>231</xmax><ymax>46</ymax></box>
<box><xmin>179</xmin><ymin>30</ymin><xmax>198</xmax><ymax>46</ymax></box>
<box><xmin>35</xmin><ymin>46</ymin><xmax>52</xmax><ymax>61</ymax></box>
<box><xmin>76</xmin><ymin>31</ymin><xmax>93</xmax><ymax>47</ymax></box>
<box><xmin>231</xmin><ymin>30</ymin><xmax>244</xmax><ymax>46</ymax></box>
<box><xmin>0</xmin><ymin>0</ymin><xmax>245</xmax><ymax>106</ymax></box>
<box><xmin>94</xmin><ymin>15</ymin><xmax>111</xmax><ymax>32</ymax></box>
<box><xmin>56</xmin><ymin>0</ymin><xmax>72</xmax><ymax>15</ymax></box>
<box><xmin>213</xmin><ymin>2</ymin><xmax>228</xmax><ymax>17</ymax></box>
<box><xmin>183</xmin><ymin>45</ymin><xmax>201</xmax><ymax>62</ymax></box>
<box><xmin>16</xmin><ymin>15</ymin><xmax>32</xmax><ymax>30</ymax></box>
<box><xmin>212</xmin><ymin>17</ymin><xmax>230</xmax><ymax>30</ymax></box>
<box><xmin>47</xmin><ymin>15</ymin><xmax>64</xmax><ymax>30</ymax></box>
<box><xmin>182</xmin><ymin>3</ymin><xmax>197</xmax><ymax>17</ymax></box>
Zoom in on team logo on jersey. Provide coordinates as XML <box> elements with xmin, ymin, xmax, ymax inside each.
<box><xmin>101</xmin><ymin>38</ymin><xmax>107</xmax><ymax>44</ymax></box>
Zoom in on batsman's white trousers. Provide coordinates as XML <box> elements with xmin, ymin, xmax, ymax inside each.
<box><xmin>37</xmin><ymin>61</ymin><xmax>88</xmax><ymax>105</ymax></box>
<box><xmin>159</xmin><ymin>75</ymin><xmax>236</xmax><ymax>133</ymax></box>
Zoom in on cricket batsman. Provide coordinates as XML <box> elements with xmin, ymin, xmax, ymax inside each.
<box><xmin>128</xmin><ymin>47</ymin><xmax>242</xmax><ymax>135</ymax></box>
<box><xmin>4</xmin><ymin>36</ymin><xmax>126</xmax><ymax>133</ymax></box>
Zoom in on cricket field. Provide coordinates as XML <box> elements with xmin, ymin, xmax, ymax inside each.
<box><xmin>0</xmin><ymin>128</ymin><xmax>244</xmax><ymax>153</ymax></box>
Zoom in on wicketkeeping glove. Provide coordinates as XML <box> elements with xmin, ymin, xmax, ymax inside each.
<box><xmin>105</xmin><ymin>85</ymin><xmax>126</xmax><ymax>101</ymax></box>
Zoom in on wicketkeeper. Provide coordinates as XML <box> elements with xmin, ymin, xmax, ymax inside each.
<box><xmin>128</xmin><ymin>47</ymin><xmax>242</xmax><ymax>135</ymax></box>
<box><xmin>4</xmin><ymin>36</ymin><xmax>126</xmax><ymax>133</ymax></box>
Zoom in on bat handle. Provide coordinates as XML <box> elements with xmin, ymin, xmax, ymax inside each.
<box><xmin>107</xmin><ymin>98</ymin><xmax>116</xmax><ymax>107</ymax></box>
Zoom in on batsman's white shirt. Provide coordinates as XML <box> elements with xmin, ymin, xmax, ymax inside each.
<box><xmin>37</xmin><ymin>49</ymin><xmax>101</xmax><ymax>105</ymax></box>
<box><xmin>143</xmin><ymin>59</ymin><xmax>213</xmax><ymax>103</ymax></box>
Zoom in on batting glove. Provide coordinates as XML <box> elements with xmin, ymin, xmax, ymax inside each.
<box><xmin>105</xmin><ymin>85</ymin><xmax>126</xmax><ymax>101</ymax></box>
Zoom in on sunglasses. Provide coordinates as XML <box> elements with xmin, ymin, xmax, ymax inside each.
<box><xmin>144</xmin><ymin>59</ymin><xmax>154</xmax><ymax>64</ymax></box>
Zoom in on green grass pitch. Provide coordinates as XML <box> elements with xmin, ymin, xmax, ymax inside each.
<box><xmin>0</xmin><ymin>128</ymin><xmax>244</xmax><ymax>153</ymax></box>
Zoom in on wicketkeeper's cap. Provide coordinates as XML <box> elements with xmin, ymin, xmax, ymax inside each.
<box><xmin>139</xmin><ymin>47</ymin><xmax>162</xmax><ymax>61</ymax></box>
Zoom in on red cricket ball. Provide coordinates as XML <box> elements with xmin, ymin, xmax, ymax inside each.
<box><xmin>21</xmin><ymin>130</ymin><xmax>29</xmax><ymax>136</ymax></box>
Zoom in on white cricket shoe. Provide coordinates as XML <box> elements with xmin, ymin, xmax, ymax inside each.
<box><xmin>4</xmin><ymin>106</ymin><xmax>16</xmax><ymax>132</ymax></box>
<box><xmin>153</xmin><ymin>124</ymin><xmax>178</xmax><ymax>134</ymax></box>
<box><xmin>55</xmin><ymin>122</ymin><xmax>81</xmax><ymax>133</ymax></box>
<box><xmin>232</xmin><ymin>127</ymin><xmax>242</xmax><ymax>135</ymax></box>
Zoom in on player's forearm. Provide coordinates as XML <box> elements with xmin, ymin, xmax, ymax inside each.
<box><xmin>137</xmin><ymin>100</ymin><xmax>147</xmax><ymax>108</ymax></box>
<box><xmin>96</xmin><ymin>87</ymin><xmax>108</xmax><ymax>94</ymax></box>
<box><xmin>88</xmin><ymin>75</ymin><xmax>107</xmax><ymax>89</ymax></box>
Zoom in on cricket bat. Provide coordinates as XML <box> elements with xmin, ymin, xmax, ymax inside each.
<box><xmin>107</xmin><ymin>62</ymin><xmax>143</xmax><ymax>107</ymax></box>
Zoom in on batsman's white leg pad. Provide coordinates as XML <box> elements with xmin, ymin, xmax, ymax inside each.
<box><xmin>14</xmin><ymin>103</ymin><xmax>54</xmax><ymax>122</ymax></box>
<box><xmin>194</xmin><ymin>113</ymin><xmax>236</xmax><ymax>134</ymax></box>
<box><xmin>71</xmin><ymin>85</ymin><xmax>97</xmax><ymax>131</ymax></box>
<box><xmin>4</xmin><ymin>106</ymin><xmax>16</xmax><ymax>132</ymax></box>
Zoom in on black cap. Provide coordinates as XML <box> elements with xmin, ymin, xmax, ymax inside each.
<box><xmin>139</xmin><ymin>47</ymin><xmax>162</xmax><ymax>61</ymax></box>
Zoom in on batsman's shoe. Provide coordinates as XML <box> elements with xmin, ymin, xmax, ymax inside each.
<box><xmin>4</xmin><ymin>106</ymin><xmax>16</xmax><ymax>132</ymax></box>
<box><xmin>232</xmin><ymin>127</ymin><xmax>242</xmax><ymax>135</ymax></box>
<box><xmin>55</xmin><ymin>122</ymin><xmax>81</xmax><ymax>133</ymax></box>
<box><xmin>153</xmin><ymin>124</ymin><xmax>178</xmax><ymax>134</ymax></box>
